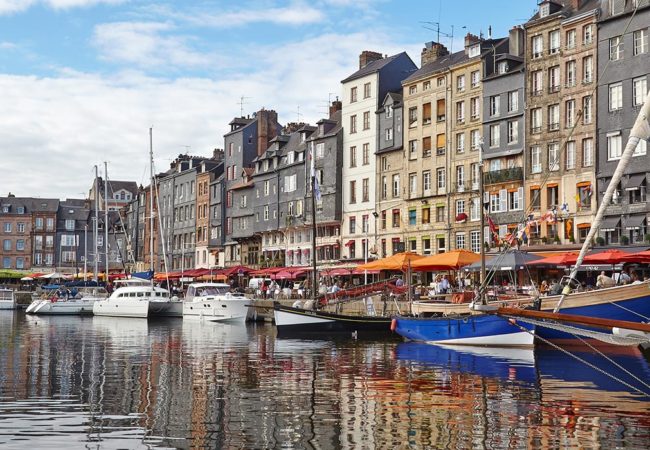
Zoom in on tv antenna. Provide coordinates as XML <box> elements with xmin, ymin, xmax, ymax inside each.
<box><xmin>296</xmin><ymin>105</ymin><xmax>303</xmax><ymax>123</ymax></box>
<box><xmin>420</xmin><ymin>21</ymin><xmax>466</xmax><ymax>53</ymax></box>
<box><xmin>237</xmin><ymin>96</ymin><xmax>251</xmax><ymax>117</ymax></box>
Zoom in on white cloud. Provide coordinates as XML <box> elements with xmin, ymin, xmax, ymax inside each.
<box><xmin>0</xmin><ymin>30</ymin><xmax>420</xmax><ymax>199</ymax></box>
<box><xmin>0</xmin><ymin>41</ymin><xmax>17</xmax><ymax>49</ymax></box>
<box><xmin>165</xmin><ymin>1</ymin><xmax>324</xmax><ymax>28</ymax></box>
<box><xmin>92</xmin><ymin>21</ymin><xmax>214</xmax><ymax>69</ymax></box>
<box><xmin>0</xmin><ymin>0</ymin><xmax>125</xmax><ymax>14</ymax></box>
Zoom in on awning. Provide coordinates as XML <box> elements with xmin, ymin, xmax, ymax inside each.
<box><xmin>577</xmin><ymin>223</ymin><xmax>591</xmax><ymax>229</ymax></box>
<box><xmin>624</xmin><ymin>215</ymin><xmax>646</xmax><ymax>230</ymax></box>
<box><xmin>625</xmin><ymin>173</ymin><xmax>646</xmax><ymax>191</ymax></box>
<box><xmin>600</xmin><ymin>216</ymin><xmax>620</xmax><ymax>232</ymax></box>
<box><xmin>344</xmin><ymin>240</ymin><xmax>354</xmax><ymax>247</ymax></box>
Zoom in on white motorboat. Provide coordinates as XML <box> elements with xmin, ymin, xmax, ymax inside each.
<box><xmin>25</xmin><ymin>286</ymin><xmax>108</xmax><ymax>315</ymax></box>
<box><xmin>93</xmin><ymin>279</ymin><xmax>172</xmax><ymax>318</ymax></box>
<box><xmin>0</xmin><ymin>288</ymin><xmax>17</xmax><ymax>310</ymax></box>
<box><xmin>182</xmin><ymin>282</ymin><xmax>250</xmax><ymax>322</ymax></box>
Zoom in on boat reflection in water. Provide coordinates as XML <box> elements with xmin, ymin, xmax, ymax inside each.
<box><xmin>0</xmin><ymin>312</ymin><xmax>649</xmax><ymax>449</ymax></box>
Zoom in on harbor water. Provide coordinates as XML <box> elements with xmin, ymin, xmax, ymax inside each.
<box><xmin>0</xmin><ymin>311</ymin><xmax>649</xmax><ymax>449</ymax></box>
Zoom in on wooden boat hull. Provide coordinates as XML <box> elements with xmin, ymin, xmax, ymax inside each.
<box><xmin>393</xmin><ymin>314</ymin><xmax>535</xmax><ymax>347</ymax></box>
<box><xmin>273</xmin><ymin>304</ymin><xmax>393</xmax><ymax>338</ymax></box>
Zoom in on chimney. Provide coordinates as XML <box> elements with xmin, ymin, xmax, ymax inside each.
<box><xmin>256</xmin><ymin>108</ymin><xmax>278</xmax><ymax>157</ymax></box>
<box><xmin>464</xmin><ymin>33</ymin><xmax>481</xmax><ymax>50</ymax></box>
<box><xmin>359</xmin><ymin>50</ymin><xmax>383</xmax><ymax>69</ymax></box>
<box><xmin>329</xmin><ymin>98</ymin><xmax>342</xmax><ymax>119</ymax></box>
<box><xmin>283</xmin><ymin>122</ymin><xmax>304</xmax><ymax>134</ymax></box>
<box><xmin>508</xmin><ymin>26</ymin><xmax>525</xmax><ymax>57</ymax></box>
<box><xmin>212</xmin><ymin>148</ymin><xmax>224</xmax><ymax>162</ymax></box>
<box><xmin>421</xmin><ymin>41</ymin><xmax>449</xmax><ymax>66</ymax></box>
<box><xmin>569</xmin><ymin>0</ymin><xmax>581</xmax><ymax>10</ymax></box>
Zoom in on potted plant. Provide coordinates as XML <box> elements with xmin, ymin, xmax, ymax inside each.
<box><xmin>553</xmin><ymin>236</ymin><xmax>561</xmax><ymax>244</ymax></box>
<box><xmin>596</xmin><ymin>236</ymin><xmax>605</xmax><ymax>246</ymax></box>
<box><xmin>541</xmin><ymin>236</ymin><xmax>548</xmax><ymax>244</ymax></box>
<box><xmin>621</xmin><ymin>235</ymin><xmax>629</xmax><ymax>245</ymax></box>
<box><xmin>645</xmin><ymin>234</ymin><xmax>650</xmax><ymax>243</ymax></box>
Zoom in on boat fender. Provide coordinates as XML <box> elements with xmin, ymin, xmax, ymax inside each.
<box><xmin>562</xmin><ymin>285</ymin><xmax>572</xmax><ymax>296</ymax></box>
<box><xmin>390</xmin><ymin>318</ymin><xmax>397</xmax><ymax>331</ymax></box>
<box><xmin>508</xmin><ymin>318</ymin><xmax>517</xmax><ymax>325</ymax></box>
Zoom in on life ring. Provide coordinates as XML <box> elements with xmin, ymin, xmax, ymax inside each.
<box><xmin>390</xmin><ymin>318</ymin><xmax>397</xmax><ymax>331</ymax></box>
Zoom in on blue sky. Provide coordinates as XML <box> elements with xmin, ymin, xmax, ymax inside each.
<box><xmin>0</xmin><ymin>0</ymin><xmax>537</xmax><ymax>198</ymax></box>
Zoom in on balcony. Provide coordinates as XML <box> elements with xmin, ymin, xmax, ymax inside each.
<box><xmin>548</xmin><ymin>85</ymin><xmax>560</xmax><ymax>94</ymax></box>
<box><xmin>483</xmin><ymin>167</ymin><xmax>524</xmax><ymax>185</ymax></box>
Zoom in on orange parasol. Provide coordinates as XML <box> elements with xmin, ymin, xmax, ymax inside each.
<box><xmin>619</xmin><ymin>249</ymin><xmax>650</xmax><ymax>264</ymax></box>
<box><xmin>582</xmin><ymin>249</ymin><xmax>631</xmax><ymax>264</ymax></box>
<box><xmin>527</xmin><ymin>252</ymin><xmax>579</xmax><ymax>266</ymax></box>
<box><xmin>356</xmin><ymin>252</ymin><xmax>424</xmax><ymax>271</ymax></box>
<box><xmin>410</xmin><ymin>249</ymin><xmax>481</xmax><ymax>271</ymax></box>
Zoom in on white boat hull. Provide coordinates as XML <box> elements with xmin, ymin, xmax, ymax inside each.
<box><xmin>273</xmin><ymin>308</ymin><xmax>333</xmax><ymax>326</ymax></box>
<box><xmin>0</xmin><ymin>301</ymin><xmax>17</xmax><ymax>310</ymax></box>
<box><xmin>28</xmin><ymin>298</ymin><xmax>96</xmax><ymax>315</ymax></box>
<box><xmin>150</xmin><ymin>300</ymin><xmax>183</xmax><ymax>317</ymax></box>
<box><xmin>183</xmin><ymin>297</ymin><xmax>249</xmax><ymax>322</ymax></box>
<box><xmin>93</xmin><ymin>299</ymin><xmax>150</xmax><ymax>318</ymax></box>
<box><xmin>425</xmin><ymin>330</ymin><xmax>535</xmax><ymax>347</ymax></box>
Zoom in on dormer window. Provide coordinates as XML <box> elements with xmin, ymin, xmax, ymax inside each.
<box><xmin>1</xmin><ymin>206</ymin><xmax>9</xmax><ymax>213</ymax></box>
<box><xmin>385</xmin><ymin>106</ymin><xmax>392</xmax><ymax>118</ymax></box>
<box><xmin>287</xmin><ymin>152</ymin><xmax>295</xmax><ymax>164</ymax></box>
<box><xmin>17</xmin><ymin>206</ymin><xmax>25</xmax><ymax>214</ymax></box>
<box><xmin>468</xmin><ymin>44</ymin><xmax>480</xmax><ymax>58</ymax></box>
<box><xmin>497</xmin><ymin>61</ymin><xmax>508</xmax><ymax>74</ymax></box>
<box><xmin>301</xmin><ymin>133</ymin><xmax>306</xmax><ymax>143</ymax></box>
<box><xmin>540</xmin><ymin>3</ymin><xmax>550</xmax><ymax>17</ymax></box>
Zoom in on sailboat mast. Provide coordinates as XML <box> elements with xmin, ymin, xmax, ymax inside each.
<box><xmin>479</xmin><ymin>143</ymin><xmax>486</xmax><ymax>300</ymax></box>
<box><xmin>554</xmin><ymin>91</ymin><xmax>650</xmax><ymax>312</ymax></box>
<box><xmin>104</xmin><ymin>161</ymin><xmax>109</xmax><ymax>281</ymax></box>
<box><xmin>310</xmin><ymin>145</ymin><xmax>318</xmax><ymax>299</ymax></box>
<box><xmin>149</xmin><ymin>128</ymin><xmax>155</xmax><ymax>277</ymax></box>
<box><xmin>93</xmin><ymin>165</ymin><xmax>99</xmax><ymax>282</ymax></box>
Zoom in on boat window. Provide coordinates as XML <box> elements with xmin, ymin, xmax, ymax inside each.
<box><xmin>137</xmin><ymin>292</ymin><xmax>144</xmax><ymax>297</ymax></box>
<box><xmin>162</xmin><ymin>293</ymin><xmax>168</xmax><ymax>298</ymax></box>
<box><xmin>186</xmin><ymin>286</ymin><xmax>196</xmax><ymax>297</ymax></box>
<box><xmin>129</xmin><ymin>292</ymin><xmax>136</xmax><ymax>297</ymax></box>
<box><xmin>118</xmin><ymin>293</ymin><xmax>124</xmax><ymax>298</ymax></box>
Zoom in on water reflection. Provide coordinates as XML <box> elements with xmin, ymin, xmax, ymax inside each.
<box><xmin>0</xmin><ymin>310</ymin><xmax>648</xmax><ymax>449</ymax></box>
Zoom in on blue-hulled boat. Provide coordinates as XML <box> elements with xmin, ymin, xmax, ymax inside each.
<box><xmin>392</xmin><ymin>313</ymin><xmax>535</xmax><ymax>347</ymax></box>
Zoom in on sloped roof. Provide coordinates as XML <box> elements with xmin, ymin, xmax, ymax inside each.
<box><xmin>341</xmin><ymin>52</ymin><xmax>409</xmax><ymax>83</ymax></box>
<box><xmin>403</xmin><ymin>49</ymin><xmax>469</xmax><ymax>84</ymax></box>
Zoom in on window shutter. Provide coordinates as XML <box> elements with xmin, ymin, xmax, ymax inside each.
<box><xmin>436</xmin><ymin>134</ymin><xmax>445</xmax><ymax>149</ymax></box>
<box><xmin>436</xmin><ymin>99</ymin><xmax>445</xmax><ymax>117</ymax></box>
<box><xmin>517</xmin><ymin>187</ymin><xmax>524</xmax><ymax>210</ymax></box>
<box><xmin>499</xmin><ymin>189</ymin><xmax>507</xmax><ymax>212</ymax></box>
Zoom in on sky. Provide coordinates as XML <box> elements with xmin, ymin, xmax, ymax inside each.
<box><xmin>0</xmin><ymin>0</ymin><xmax>537</xmax><ymax>199</ymax></box>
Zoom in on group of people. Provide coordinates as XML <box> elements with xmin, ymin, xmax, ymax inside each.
<box><xmin>539</xmin><ymin>268</ymin><xmax>646</xmax><ymax>295</ymax></box>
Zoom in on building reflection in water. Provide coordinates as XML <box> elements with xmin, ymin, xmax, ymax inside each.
<box><xmin>0</xmin><ymin>311</ymin><xmax>649</xmax><ymax>449</ymax></box>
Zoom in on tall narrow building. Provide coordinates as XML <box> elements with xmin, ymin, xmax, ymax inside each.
<box><xmin>340</xmin><ymin>51</ymin><xmax>416</xmax><ymax>261</ymax></box>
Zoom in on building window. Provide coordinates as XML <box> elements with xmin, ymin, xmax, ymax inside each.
<box><xmin>489</xmin><ymin>95</ymin><xmax>500</xmax><ymax>117</ymax></box>
<box><xmin>3</xmin><ymin>223</ymin><xmax>10</xmax><ymax>233</ymax></box>
<box><xmin>634</xmin><ymin>29</ymin><xmax>648</xmax><ymax>56</ymax></box>
<box><xmin>610</xmin><ymin>36</ymin><xmax>624</xmax><ymax>60</ymax></box>
<box><xmin>578</xmin><ymin>183</ymin><xmax>593</xmax><ymax>209</ymax></box>
<box><xmin>385</xmin><ymin>105</ymin><xmax>392</xmax><ymax>118</ymax></box>
<box><xmin>423</xmin><ymin>80</ymin><xmax>431</xmax><ymax>90</ymax></box>
<box><xmin>507</xmin><ymin>90</ymin><xmax>518</xmax><ymax>112</ymax></box>
<box><xmin>497</xmin><ymin>60</ymin><xmax>508</xmax><ymax>74</ymax></box>
<box><xmin>583</xmin><ymin>24</ymin><xmax>593</xmax><ymax>45</ymax></box>
<box><xmin>507</xmin><ymin>120</ymin><xmax>518</xmax><ymax>144</ymax></box>
<box><xmin>633</xmin><ymin>76</ymin><xmax>647</xmax><ymax>107</ymax></box>
<box><xmin>489</xmin><ymin>124</ymin><xmax>500</xmax><ymax>148</ymax></box>
<box><xmin>549</xmin><ymin>30</ymin><xmax>560</xmax><ymax>54</ymax></box>
<box><xmin>530</xmin><ymin>188</ymin><xmax>541</xmax><ymax>209</ymax></box>
<box><xmin>424</xmin><ymin>136</ymin><xmax>433</xmax><ymax>157</ymax></box>
<box><xmin>422</xmin><ymin>102</ymin><xmax>432</xmax><ymax>124</ymax></box>
<box><xmin>436</xmin><ymin>168</ymin><xmax>446</xmax><ymax>191</ymax></box>
<box><xmin>608</xmin><ymin>132</ymin><xmax>622</xmax><ymax>160</ymax></box>
<box><xmin>408</xmin><ymin>107</ymin><xmax>417</xmax><ymax>127</ymax></box>
<box><xmin>566</xmin><ymin>60</ymin><xmax>576</xmax><ymax>86</ymax></box>
<box><xmin>406</xmin><ymin>139</ymin><xmax>417</xmax><ymax>159</ymax></box>
<box><xmin>609</xmin><ymin>82</ymin><xmax>623</xmax><ymax>110</ymax></box>
<box><xmin>385</xmin><ymin>128</ymin><xmax>393</xmax><ymax>141</ymax></box>
<box><xmin>381</xmin><ymin>176</ymin><xmax>387</xmax><ymax>199</ymax></box>
<box><xmin>470</xmin><ymin>231</ymin><xmax>480</xmax><ymax>253</ymax></box>
<box><xmin>456</xmin><ymin>199</ymin><xmax>465</xmax><ymax>216</ymax></box>
<box><xmin>408</xmin><ymin>209</ymin><xmax>417</xmax><ymax>226</ymax></box>
<box><xmin>548</xmin><ymin>104</ymin><xmax>560</xmax><ymax>131</ymax></box>
<box><xmin>566</xmin><ymin>29</ymin><xmax>576</xmax><ymax>49</ymax></box>
<box><xmin>456</xmin><ymin>101</ymin><xmax>465</xmax><ymax>123</ymax></box>
<box><xmin>363</xmin><ymin>111</ymin><xmax>370</xmax><ymax>130</ymax></box>
<box><xmin>350</xmin><ymin>115</ymin><xmax>357</xmax><ymax>133</ymax></box>
<box><xmin>531</xmin><ymin>145</ymin><xmax>542</xmax><ymax>173</ymax></box>
<box><xmin>456</xmin><ymin>165</ymin><xmax>465</xmax><ymax>191</ymax></box>
<box><xmin>531</xmin><ymin>108</ymin><xmax>542</xmax><ymax>133</ymax></box>
<box><xmin>583</xmin><ymin>95</ymin><xmax>593</xmax><ymax>124</ymax></box>
<box><xmin>470</xmin><ymin>130</ymin><xmax>480</xmax><ymax>150</ymax></box>
<box><xmin>423</xmin><ymin>170</ymin><xmax>431</xmax><ymax>193</ymax></box>
<box><xmin>456</xmin><ymin>74</ymin><xmax>465</xmax><ymax>91</ymax></box>
<box><xmin>392</xmin><ymin>174</ymin><xmax>400</xmax><ymax>198</ymax></box>
<box><xmin>531</xmin><ymin>70</ymin><xmax>543</xmax><ymax>95</ymax></box>
<box><xmin>362</xmin><ymin>215</ymin><xmax>369</xmax><ymax>233</ymax></box>
<box><xmin>532</xmin><ymin>35</ymin><xmax>543</xmax><ymax>58</ymax></box>
<box><xmin>436</xmin><ymin>99</ymin><xmax>445</xmax><ymax>122</ymax></box>
<box><xmin>409</xmin><ymin>173</ymin><xmax>417</xmax><ymax>197</ymax></box>
<box><xmin>392</xmin><ymin>209</ymin><xmax>400</xmax><ymax>228</ymax></box>
<box><xmin>263</xmin><ymin>205</ymin><xmax>269</xmax><ymax>221</ymax></box>
<box><xmin>349</xmin><ymin>180</ymin><xmax>356</xmax><ymax>203</ymax></box>
<box><xmin>566</xmin><ymin>141</ymin><xmax>576</xmax><ymax>170</ymax></box>
<box><xmin>350</xmin><ymin>146</ymin><xmax>357</xmax><ymax>167</ymax></box>
<box><xmin>549</xmin><ymin>66</ymin><xmax>560</xmax><ymax>92</ymax></box>
<box><xmin>436</xmin><ymin>206</ymin><xmax>446</xmax><ymax>223</ymax></box>
<box><xmin>422</xmin><ymin>206</ymin><xmax>431</xmax><ymax>224</ymax></box>
<box><xmin>363</xmin><ymin>82</ymin><xmax>371</xmax><ymax>98</ymax></box>
<box><xmin>471</xmin><ymin>70</ymin><xmax>480</xmax><ymax>87</ymax></box>
<box><xmin>547</xmin><ymin>185</ymin><xmax>558</xmax><ymax>208</ymax></box>
<box><xmin>17</xmin><ymin>223</ymin><xmax>25</xmax><ymax>233</ymax></box>
<box><xmin>470</xmin><ymin>97</ymin><xmax>480</xmax><ymax>120</ymax></box>
<box><xmin>634</xmin><ymin>139</ymin><xmax>648</xmax><ymax>156</ymax></box>
<box><xmin>349</xmin><ymin>216</ymin><xmax>356</xmax><ymax>235</ymax></box>
<box><xmin>470</xmin><ymin>198</ymin><xmax>480</xmax><ymax>221</ymax></box>
<box><xmin>362</xmin><ymin>178</ymin><xmax>369</xmax><ymax>202</ymax></box>
<box><xmin>350</xmin><ymin>86</ymin><xmax>357</xmax><ymax>103</ymax></box>
<box><xmin>362</xmin><ymin>143</ymin><xmax>369</xmax><ymax>165</ymax></box>
<box><xmin>582</xmin><ymin>138</ymin><xmax>594</xmax><ymax>167</ymax></box>
<box><xmin>565</xmin><ymin>99</ymin><xmax>576</xmax><ymax>128</ymax></box>
<box><xmin>583</xmin><ymin>55</ymin><xmax>593</xmax><ymax>83</ymax></box>
<box><xmin>3</xmin><ymin>239</ymin><xmax>10</xmax><ymax>251</ymax></box>
<box><xmin>456</xmin><ymin>233</ymin><xmax>466</xmax><ymax>250</ymax></box>
<box><xmin>456</xmin><ymin>132</ymin><xmax>465</xmax><ymax>153</ymax></box>
<box><xmin>548</xmin><ymin>143</ymin><xmax>559</xmax><ymax>171</ymax></box>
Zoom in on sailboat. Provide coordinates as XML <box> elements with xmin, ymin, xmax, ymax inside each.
<box><xmin>391</xmin><ymin>138</ymin><xmax>536</xmax><ymax>347</ymax></box>
<box><xmin>490</xmin><ymin>91</ymin><xmax>650</xmax><ymax>345</ymax></box>
<box><xmin>93</xmin><ymin>129</ymin><xmax>179</xmax><ymax>318</ymax></box>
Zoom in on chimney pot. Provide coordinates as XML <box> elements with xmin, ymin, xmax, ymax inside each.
<box><xmin>359</xmin><ymin>50</ymin><xmax>383</xmax><ymax>69</ymax></box>
<box><xmin>421</xmin><ymin>41</ymin><xmax>449</xmax><ymax>66</ymax></box>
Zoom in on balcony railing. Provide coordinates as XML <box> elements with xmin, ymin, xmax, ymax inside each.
<box><xmin>484</xmin><ymin>167</ymin><xmax>524</xmax><ymax>185</ymax></box>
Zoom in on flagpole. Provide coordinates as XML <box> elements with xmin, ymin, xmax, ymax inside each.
<box><xmin>478</xmin><ymin>140</ymin><xmax>486</xmax><ymax>304</ymax></box>
<box><xmin>310</xmin><ymin>141</ymin><xmax>318</xmax><ymax>301</ymax></box>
